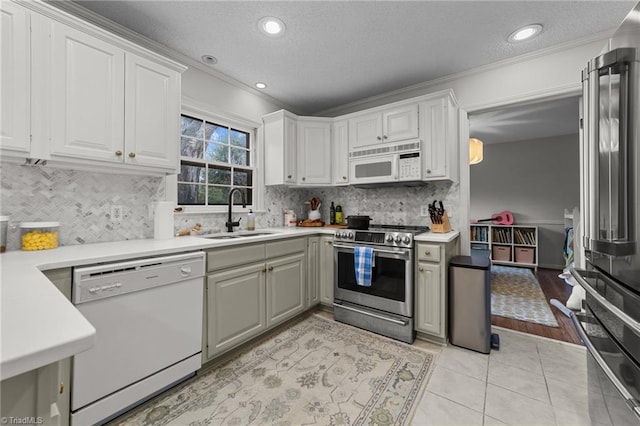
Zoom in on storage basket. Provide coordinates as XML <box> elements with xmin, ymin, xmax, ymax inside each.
<box><xmin>492</xmin><ymin>245</ymin><xmax>511</xmax><ymax>261</ymax></box>
<box><xmin>515</xmin><ymin>247</ymin><xmax>535</xmax><ymax>264</ymax></box>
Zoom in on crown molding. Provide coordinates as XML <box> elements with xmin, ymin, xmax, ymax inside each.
<box><xmin>317</xmin><ymin>30</ymin><xmax>612</xmax><ymax>116</ymax></box>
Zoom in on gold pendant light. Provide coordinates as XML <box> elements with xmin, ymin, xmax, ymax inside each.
<box><xmin>469</xmin><ymin>138</ymin><xmax>483</xmax><ymax>165</ymax></box>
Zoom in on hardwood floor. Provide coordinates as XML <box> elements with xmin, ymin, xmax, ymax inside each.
<box><xmin>491</xmin><ymin>267</ymin><xmax>582</xmax><ymax>345</ymax></box>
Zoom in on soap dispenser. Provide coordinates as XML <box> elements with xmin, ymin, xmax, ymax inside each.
<box><xmin>247</xmin><ymin>209</ymin><xmax>255</xmax><ymax>231</ymax></box>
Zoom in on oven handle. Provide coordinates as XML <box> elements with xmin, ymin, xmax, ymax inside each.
<box><xmin>332</xmin><ymin>243</ymin><xmax>410</xmax><ymax>257</ymax></box>
<box><xmin>570</xmin><ymin>268</ymin><xmax>640</xmax><ymax>337</ymax></box>
<box><xmin>333</xmin><ymin>302</ymin><xmax>409</xmax><ymax>326</ymax></box>
<box><xmin>570</xmin><ymin>311</ymin><xmax>640</xmax><ymax>419</ymax></box>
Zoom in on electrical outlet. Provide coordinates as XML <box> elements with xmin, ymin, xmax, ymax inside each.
<box><xmin>110</xmin><ymin>205</ymin><xmax>123</xmax><ymax>222</ymax></box>
<box><xmin>420</xmin><ymin>206</ymin><xmax>430</xmax><ymax>217</ymax></box>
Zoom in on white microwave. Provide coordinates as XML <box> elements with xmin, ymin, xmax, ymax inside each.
<box><xmin>349</xmin><ymin>151</ymin><xmax>422</xmax><ymax>185</ymax></box>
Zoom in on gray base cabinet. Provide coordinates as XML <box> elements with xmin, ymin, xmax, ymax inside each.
<box><xmin>414</xmin><ymin>239</ymin><xmax>459</xmax><ymax>343</ymax></box>
<box><xmin>206</xmin><ymin>262</ymin><xmax>267</xmax><ymax>359</ymax></box>
<box><xmin>1</xmin><ymin>269</ymin><xmax>72</xmax><ymax>426</ymax></box>
<box><xmin>203</xmin><ymin>238</ymin><xmax>307</xmax><ymax>362</ymax></box>
<box><xmin>319</xmin><ymin>236</ymin><xmax>334</xmax><ymax>306</ymax></box>
<box><xmin>306</xmin><ymin>237</ymin><xmax>320</xmax><ymax>308</ymax></box>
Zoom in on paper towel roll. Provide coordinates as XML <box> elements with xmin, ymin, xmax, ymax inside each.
<box><xmin>154</xmin><ymin>201</ymin><xmax>174</xmax><ymax>240</ymax></box>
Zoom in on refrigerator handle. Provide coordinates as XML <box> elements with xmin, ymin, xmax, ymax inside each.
<box><xmin>586</xmin><ymin>48</ymin><xmax>639</xmax><ymax>257</ymax></box>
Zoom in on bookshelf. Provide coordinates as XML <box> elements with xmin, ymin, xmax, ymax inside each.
<box><xmin>470</xmin><ymin>224</ymin><xmax>538</xmax><ymax>270</ymax></box>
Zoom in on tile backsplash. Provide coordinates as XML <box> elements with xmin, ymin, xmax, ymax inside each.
<box><xmin>1</xmin><ymin>161</ymin><xmax>459</xmax><ymax>250</ymax></box>
<box><xmin>1</xmin><ymin>162</ymin><xmax>165</xmax><ymax>250</ymax></box>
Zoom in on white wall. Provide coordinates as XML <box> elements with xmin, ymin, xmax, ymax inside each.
<box><xmin>470</xmin><ymin>134</ymin><xmax>580</xmax><ymax>268</ymax></box>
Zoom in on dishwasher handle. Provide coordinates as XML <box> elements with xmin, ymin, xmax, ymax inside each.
<box><xmin>72</xmin><ymin>252</ymin><xmax>205</xmax><ymax>304</ymax></box>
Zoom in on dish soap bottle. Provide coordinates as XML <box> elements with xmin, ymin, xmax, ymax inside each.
<box><xmin>330</xmin><ymin>201</ymin><xmax>336</xmax><ymax>224</ymax></box>
<box><xmin>247</xmin><ymin>209</ymin><xmax>255</xmax><ymax>231</ymax></box>
<box><xmin>335</xmin><ymin>202</ymin><xmax>343</xmax><ymax>225</ymax></box>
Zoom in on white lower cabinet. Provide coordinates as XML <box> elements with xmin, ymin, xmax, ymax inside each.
<box><xmin>204</xmin><ymin>238</ymin><xmax>307</xmax><ymax>362</ymax></box>
<box><xmin>1</xmin><ymin>269</ymin><xmax>72</xmax><ymax>426</ymax></box>
<box><xmin>319</xmin><ymin>236</ymin><xmax>334</xmax><ymax>306</ymax></box>
<box><xmin>414</xmin><ymin>239</ymin><xmax>459</xmax><ymax>343</ymax></box>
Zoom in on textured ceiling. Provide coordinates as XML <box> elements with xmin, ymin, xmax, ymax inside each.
<box><xmin>469</xmin><ymin>96</ymin><xmax>580</xmax><ymax>144</ymax></box>
<box><xmin>72</xmin><ymin>1</ymin><xmax>635</xmax><ymax>115</ymax></box>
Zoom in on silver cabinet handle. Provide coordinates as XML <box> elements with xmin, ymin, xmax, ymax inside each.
<box><xmin>571</xmin><ymin>268</ymin><xmax>640</xmax><ymax>336</ymax></box>
<box><xmin>570</xmin><ymin>311</ymin><xmax>640</xmax><ymax>420</ymax></box>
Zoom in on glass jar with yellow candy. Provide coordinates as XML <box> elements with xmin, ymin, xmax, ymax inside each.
<box><xmin>20</xmin><ymin>222</ymin><xmax>60</xmax><ymax>251</ymax></box>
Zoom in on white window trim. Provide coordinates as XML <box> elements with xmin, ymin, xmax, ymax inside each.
<box><xmin>166</xmin><ymin>98</ymin><xmax>265</xmax><ymax>214</ymax></box>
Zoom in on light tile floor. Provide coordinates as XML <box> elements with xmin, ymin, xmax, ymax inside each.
<box><xmin>411</xmin><ymin>326</ymin><xmax>589</xmax><ymax>426</ymax></box>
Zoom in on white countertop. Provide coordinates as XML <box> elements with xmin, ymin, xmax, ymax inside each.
<box><xmin>415</xmin><ymin>230</ymin><xmax>460</xmax><ymax>243</ymax></box>
<box><xmin>0</xmin><ymin>226</ymin><xmax>457</xmax><ymax>380</ymax></box>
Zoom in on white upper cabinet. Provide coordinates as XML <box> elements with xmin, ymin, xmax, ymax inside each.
<box><xmin>124</xmin><ymin>53</ymin><xmax>180</xmax><ymax>170</ymax></box>
<box><xmin>297</xmin><ymin>119</ymin><xmax>331</xmax><ymax>185</ymax></box>
<box><xmin>332</xmin><ymin>120</ymin><xmax>349</xmax><ymax>185</ymax></box>
<box><xmin>49</xmin><ymin>21</ymin><xmax>126</xmax><ymax>163</ymax></box>
<box><xmin>263</xmin><ymin>110</ymin><xmax>297</xmax><ymax>185</ymax></box>
<box><xmin>0</xmin><ymin>2</ymin><xmax>30</xmax><ymax>155</ymax></box>
<box><xmin>0</xmin><ymin>1</ymin><xmax>185</xmax><ymax>175</ymax></box>
<box><xmin>420</xmin><ymin>92</ymin><xmax>459</xmax><ymax>182</ymax></box>
<box><xmin>348</xmin><ymin>103</ymin><xmax>419</xmax><ymax>149</ymax></box>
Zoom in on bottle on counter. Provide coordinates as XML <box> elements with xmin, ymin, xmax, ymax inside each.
<box><xmin>335</xmin><ymin>202</ymin><xmax>343</xmax><ymax>224</ymax></box>
<box><xmin>329</xmin><ymin>201</ymin><xmax>336</xmax><ymax>225</ymax></box>
<box><xmin>247</xmin><ymin>209</ymin><xmax>255</xmax><ymax>230</ymax></box>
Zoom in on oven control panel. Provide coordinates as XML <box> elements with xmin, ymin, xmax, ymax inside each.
<box><xmin>334</xmin><ymin>230</ymin><xmax>413</xmax><ymax>248</ymax></box>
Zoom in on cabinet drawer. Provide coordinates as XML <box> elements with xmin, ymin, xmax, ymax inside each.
<box><xmin>207</xmin><ymin>243</ymin><xmax>265</xmax><ymax>272</ymax></box>
<box><xmin>266</xmin><ymin>238</ymin><xmax>306</xmax><ymax>259</ymax></box>
<box><xmin>417</xmin><ymin>244</ymin><xmax>441</xmax><ymax>262</ymax></box>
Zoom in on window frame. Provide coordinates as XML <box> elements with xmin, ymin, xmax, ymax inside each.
<box><xmin>167</xmin><ymin>101</ymin><xmax>264</xmax><ymax>214</ymax></box>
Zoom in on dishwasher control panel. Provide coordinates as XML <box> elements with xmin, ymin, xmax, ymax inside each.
<box><xmin>72</xmin><ymin>252</ymin><xmax>205</xmax><ymax>304</ymax></box>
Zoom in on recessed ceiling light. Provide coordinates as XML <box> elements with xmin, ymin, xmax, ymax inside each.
<box><xmin>201</xmin><ymin>54</ymin><xmax>218</xmax><ymax>65</ymax></box>
<box><xmin>258</xmin><ymin>17</ymin><xmax>285</xmax><ymax>37</ymax></box>
<box><xmin>255</xmin><ymin>82</ymin><xmax>267</xmax><ymax>89</ymax></box>
<box><xmin>507</xmin><ymin>24</ymin><xmax>543</xmax><ymax>43</ymax></box>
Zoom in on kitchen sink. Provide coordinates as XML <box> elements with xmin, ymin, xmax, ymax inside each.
<box><xmin>199</xmin><ymin>231</ymin><xmax>278</xmax><ymax>240</ymax></box>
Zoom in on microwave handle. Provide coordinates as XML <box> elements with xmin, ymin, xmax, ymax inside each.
<box><xmin>584</xmin><ymin>48</ymin><xmax>638</xmax><ymax>256</ymax></box>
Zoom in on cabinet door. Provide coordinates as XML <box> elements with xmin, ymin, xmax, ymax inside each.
<box><xmin>348</xmin><ymin>111</ymin><xmax>382</xmax><ymax>149</ymax></box>
<box><xmin>319</xmin><ymin>236</ymin><xmax>335</xmax><ymax>305</ymax></box>
<box><xmin>266</xmin><ymin>253</ymin><xmax>305</xmax><ymax>327</ymax></box>
<box><xmin>298</xmin><ymin>121</ymin><xmax>331</xmax><ymax>184</ymax></box>
<box><xmin>49</xmin><ymin>21</ymin><xmax>125</xmax><ymax>162</ymax></box>
<box><xmin>263</xmin><ymin>112</ymin><xmax>297</xmax><ymax>185</ymax></box>
<box><xmin>205</xmin><ymin>262</ymin><xmax>266</xmax><ymax>360</ymax></box>
<box><xmin>0</xmin><ymin>2</ymin><xmax>30</xmax><ymax>154</ymax></box>
<box><xmin>415</xmin><ymin>261</ymin><xmax>442</xmax><ymax>336</ymax></box>
<box><xmin>124</xmin><ymin>53</ymin><xmax>180</xmax><ymax>171</ymax></box>
<box><xmin>332</xmin><ymin>120</ymin><xmax>349</xmax><ymax>185</ymax></box>
<box><xmin>307</xmin><ymin>237</ymin><xmax>320</xmax><ymax>307</ymax></box>
<box><xmin>382</xmin><ymin>104</ymin><xmax>419</xmax><ymax>143</ymax></box>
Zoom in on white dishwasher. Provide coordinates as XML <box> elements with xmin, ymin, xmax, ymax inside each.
<box><xmin>71</xmin><ymin>252</ymin><xmax>205</xmax><ymax>425</ymax></box>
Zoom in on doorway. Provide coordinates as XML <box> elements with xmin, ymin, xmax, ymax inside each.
<box><xmin>468</xmin><ymin>95</ymin><xmax>581</xmax><ymax>344</ymax></box>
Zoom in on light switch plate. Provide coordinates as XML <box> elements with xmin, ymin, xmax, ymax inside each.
<box><xmin>420</xmin><ymin>206</ymin><xmax>430</xmax><ymax>217</ymax></box>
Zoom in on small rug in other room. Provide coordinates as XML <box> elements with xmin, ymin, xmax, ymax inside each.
<box><xmin>113</xmin><ymin>314</ymin><xmax>437</xmax><ymax>426</ymax></box>
<box><xmin>491</xmin><ymin>265</ymin><xmax>559</xmax><ymax>327</ymax></box>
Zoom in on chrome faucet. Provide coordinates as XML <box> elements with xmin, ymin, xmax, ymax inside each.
<box><xmin>225</xmin><ymin>188</ymin><xmax>246</xmax><ymax>232</ymax></box>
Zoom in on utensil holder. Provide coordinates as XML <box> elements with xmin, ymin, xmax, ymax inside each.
<box><xmin>431</xmin><ymin>211</ymin><xmax>452</xmax><ymax>233</ymax></box>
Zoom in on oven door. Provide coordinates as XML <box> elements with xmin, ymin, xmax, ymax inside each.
<box><xmin>333</xmin><ymin>242</ymin><xmax>412</xmax><ymax>317</ymax></box>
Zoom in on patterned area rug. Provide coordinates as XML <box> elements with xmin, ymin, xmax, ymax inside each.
<box><xmin>113</xmin><ymin>314</ymin><xmax>437</xmax><ymax>425</ymax></box>
<box><xmin>491</xmin><ymin>265</ymin><xmax>559</xmax><ymax>327</ymax></box>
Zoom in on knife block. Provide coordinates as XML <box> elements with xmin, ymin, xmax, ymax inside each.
<box><xmin>431</xmin><ymin>211</ymin><xmax>452</xmax><ymax>233</ymax></box>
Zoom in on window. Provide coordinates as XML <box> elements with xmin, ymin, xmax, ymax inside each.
<box><xmin>178</xmin><ymin>114</ymin><xmax>253</xmax><ymax>207</ymax></box>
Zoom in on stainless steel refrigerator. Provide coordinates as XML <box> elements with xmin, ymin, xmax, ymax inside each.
<box><xmin>572</xmin><ymin>3</ymin><xmax>640</xmax><ymax>424</ymax></box>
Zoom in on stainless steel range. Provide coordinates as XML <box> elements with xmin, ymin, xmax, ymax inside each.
<box><xmin>333</xmin><ymin>224</ymin><xmax>428</xmax><ymax>343</ymax></box>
